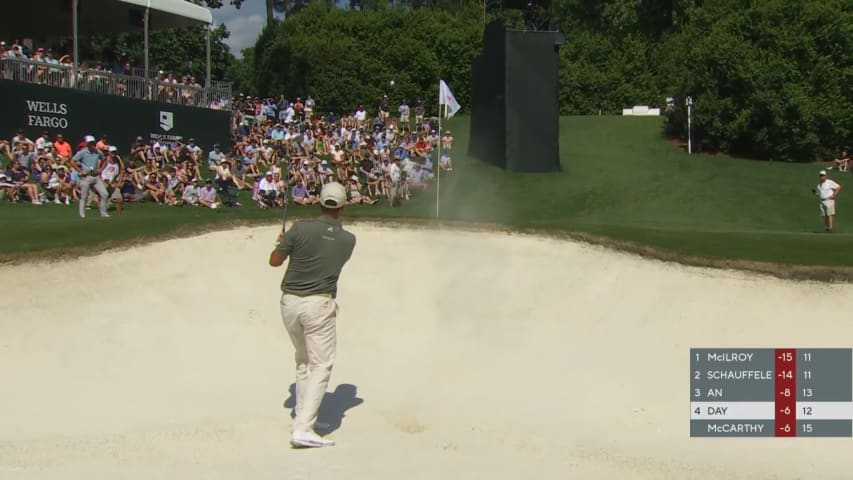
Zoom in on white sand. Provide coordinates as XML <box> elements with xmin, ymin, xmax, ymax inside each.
<box><xmin>2</xmin><ymin>223</ymin><xmax>853</xmax><ymax>479</ymax></box>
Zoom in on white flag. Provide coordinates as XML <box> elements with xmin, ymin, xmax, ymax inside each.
<box><xmin>439</xmin><ymin>79</ymin><xmax>461</xmax><ymax>119</ymax></box>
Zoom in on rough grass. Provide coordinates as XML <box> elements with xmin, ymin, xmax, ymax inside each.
<box><xmin>2</xmin><ymin>116</ymin><xmax>851</xmax><ymax>280</ymax></box>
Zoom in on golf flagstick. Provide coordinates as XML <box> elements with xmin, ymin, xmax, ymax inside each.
<box><xmin>436</xmin><ymin>90</ymin><xmax>442</xmax><ymax>218</ymax></box>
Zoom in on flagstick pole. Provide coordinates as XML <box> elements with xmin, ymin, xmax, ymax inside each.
<box><xmin>436</xmin><ymin>101</ymin><xmax>442</xmax><ymax>218</ymax></box>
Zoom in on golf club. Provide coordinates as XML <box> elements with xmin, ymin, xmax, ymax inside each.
<box><xmin>281</xmin><ymin>156</ymin><xmax>290</xmax><ymax>231</ymax></box>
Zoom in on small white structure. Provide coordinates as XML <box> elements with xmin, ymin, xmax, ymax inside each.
<box><xmin>622</xmin><ymin>105</ymin><xmax>661</xmax><ymax>116</ymax></box>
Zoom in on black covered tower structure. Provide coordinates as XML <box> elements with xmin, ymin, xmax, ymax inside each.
<box><xmin>469</xmin><ymin>20</ymin><xmax>564</xmax><ymax>173</ymax></box>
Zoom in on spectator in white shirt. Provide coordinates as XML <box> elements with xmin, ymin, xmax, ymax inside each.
<box><xmin>182</xmin><ymin>178</ymin><xmax>200</xmax><ymax>205</ymax></box>
<box><xmin>814</xmin><ymin>170</ymin><xmax>842</xmax><ymax>233</ymax></box>
<box><xmin>208</xmin><ymin>144</ymin><xmax>225</xmax><ymax>168</ymax></box>
<box><xmin>283</xmin><ymin>105</ymin><xmax>296</xmax><ymax>125</ymax></box>
<box><xmin>35</xmin><ymin>131</ymin><xmax>51</xmax><ymax>151</ymax></box>
<box><xmin>355</xmin><ymin>105</ymin><xmax>367</xmax><ymax>128</ymax></box>
<box><xmin>258</xmin><ymin>171</ymin><xmax>279</xmax><ymax>208</ymax></box>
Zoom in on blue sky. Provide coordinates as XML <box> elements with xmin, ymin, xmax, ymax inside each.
<box><xmin>211</xmin><ymin>3</ymin><xmax>268</xmax><ymax>58</ymax></box>
<box><xmin>212</xmin><ymin>2</ymin><xmax>351</xmax><ymax>58</ymax></box>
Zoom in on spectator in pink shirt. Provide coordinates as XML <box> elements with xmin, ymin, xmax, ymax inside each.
<box><xmin>198</xmin><ymin>179</ymin><xmax>219</xmax><ymax>208</ymax></box>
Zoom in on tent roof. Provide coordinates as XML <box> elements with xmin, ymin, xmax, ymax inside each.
<box><xmin>5</xmin><ymin>0</ymin><xmax>212</xmax><ymax>39</ymax></box>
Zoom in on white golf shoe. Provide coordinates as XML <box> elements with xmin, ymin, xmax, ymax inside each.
<box><xmin>290</xmin><ymin>430</ymin><xmax>334</xmax><ymax>448</ymax></box>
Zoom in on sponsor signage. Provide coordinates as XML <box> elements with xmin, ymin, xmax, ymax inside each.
<box><xmin>0</xmin><ymin>80</ymin><xmax>230</xmax><ymax>153</ymax></box>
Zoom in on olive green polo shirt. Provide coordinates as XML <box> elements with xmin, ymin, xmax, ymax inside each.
<box><xmin>276</xmin><ymin>216</ymin><xmax>356</xmax><ymax>298</ymax></box>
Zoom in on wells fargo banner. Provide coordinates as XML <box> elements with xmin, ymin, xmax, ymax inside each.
<box><xmin>0</xmin><ymin>79</ymin><xmax>231</xmax><ymax>154</ymax></box>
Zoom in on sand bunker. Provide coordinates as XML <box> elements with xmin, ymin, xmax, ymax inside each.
<box><xmin>2</xmin><ymin>224</ymin><xmax>852</xmax><ymax>479</ymax></box>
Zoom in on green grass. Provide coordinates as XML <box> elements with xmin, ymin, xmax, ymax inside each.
<box><xmin>2</xmin><ymin>116</ymin><xmax>851</xmax><ymax>268</ymax></box>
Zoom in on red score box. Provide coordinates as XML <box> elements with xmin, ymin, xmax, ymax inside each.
<box><xmin>774</xmin><ymin>348</ymin><xmax>797</xmax><ymax>437</ymax></box>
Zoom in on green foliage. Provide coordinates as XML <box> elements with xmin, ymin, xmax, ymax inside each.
<box><xmin>249</xmin><ymin>2</ymin><xmax>484</xmax><ymax>115</ymax></box>
<box><xmin>239</xmin><ymin>0</ymin><xmax>849</xmax><ymax>162</ymax></box>
<box><xmin>86</xmin><ymin>25</ymin><xmax>236</xmax><ymax>82</ymax></box>
<box><xmin>662</xmin><ymin>0</ymin><xmax>852</xmax><ymax>161</ymax></box>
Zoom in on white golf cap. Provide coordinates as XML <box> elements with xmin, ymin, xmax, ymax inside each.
<box><xmin>84</xmin><ymin>135</ymin><xmax>96</xmax><ymax>143</ymax></box>
<box><xmin>819</xmin><ymin>170</ymin><xmax>827</xmax><ymax>176</ymax></box>
<box><xmin>108</xmin><ymin>145</ymin><xmax>117</xmax><ymax>152</ymax></box>
<box><xmin>265</xmin><ymin>171</ymin><xmax>272</xmax><ymax>176</ymax></box>
<box><xmin>321</xmin><ymin>160</ymin><xmax>327</xmax><ymax>165</ymax></box>
<box><xmin>319</xmin><ymin>182</ymin><xmax>347</xmax><ymax>209</ymax></box>
<box><xmin>350</xmin><ymin>175</ymin><xmax>358</xmax><ymax>180</ymax></box>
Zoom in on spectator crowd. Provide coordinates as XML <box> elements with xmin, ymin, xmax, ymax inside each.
<box><xmin>0</xmin><ymin>92</ymin><xmax>456</xmax><ymax>213</ymax></box>
<box><xmin>1</xmin><ymin>40</ymin><xmax>222</xmax><ymax>108</ymax></box>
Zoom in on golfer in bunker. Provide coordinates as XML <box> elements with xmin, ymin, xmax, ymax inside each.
<box><xmin>268</xmin><ymin>181</ymin><xmax>356</xmax><ymax>448</ymax></box>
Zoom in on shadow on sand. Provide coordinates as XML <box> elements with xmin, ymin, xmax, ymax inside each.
<box><xmin>283</xmin><ymin>383</ymin><xmax>364</xmax><ymax>434</ymax></box>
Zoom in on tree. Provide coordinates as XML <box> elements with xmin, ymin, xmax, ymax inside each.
<box><xmin>250</xmin><ymin>2</ymin><xmax>484</xmax><ymax>114</ymax></box>
<box><xmin>662</xmin><ymin>0</ymin><xmax>852</xmax><ymax>161</ymax></box>
<box><xmin>192</xmin><ymin>0</ymin><xmax>306</xmax><ymax>27</ymax></box>
<box><xmin>86</xmin><ymin>24</ymin><xmax>236</xmax><ymax>83</ymax></box>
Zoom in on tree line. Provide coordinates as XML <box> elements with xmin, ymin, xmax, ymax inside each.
<box><xmin>87</xmin><ymin>0</ymin><xmax>850</xmax><ymax>162</ymax></box>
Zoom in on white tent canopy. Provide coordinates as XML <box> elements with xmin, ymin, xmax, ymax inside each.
<box><xmin>70</xmin><ymin>0</ymin><xmax>214</xmax><ymax>86</ymax></box>
<box><xmin>5</xmin><ymin>0</ymin><xmax>214</xmax><ymax>87</ymax></box>
<box><xmin>5</xmin><ymin>0</ymin><xmax>211</xmax><ymax>38</ymax></box>
<box><xmin>118</xmin><ymin>0</ymin><xmax>213</xmax><ymax>28</ymax></box>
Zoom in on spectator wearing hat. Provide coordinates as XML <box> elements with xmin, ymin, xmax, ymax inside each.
<box><xmin>96</xmin><ymin>147</ymin><xmax>124</xmax><ymax>214</ymax></box>
<box><xmin>71</xmin><ymin>136</ymin><xmax>110</xmax><ymax>217</ymax></box>
<box><xmin>0</xmin><ymin>171</ymin><xmax>19</xmax><ymax>202</ymax></box>
<box><xmin>208</xmin><ymin>143</ymin><xmax>225</xmax><ymax>168</ymax></box>
<box><xmin>346</xmin><ymin>175</ymin><xmax>377</xmax><ymax>205</ymax></box>
<box><xmin>258</xmin><ymin>171</ymin><xmax>280</xmax><ymax>208</ymax></box>
<box><xmin>442</xmin><ymin>130</ymin><xmax>454</xmax><ymax>150</ymax></box>
<box><xmin>180</xmin><ymin>178</ymin><xmax>200</xmax><ymax>206</ymax></box>
<box><xmin>6</xmin><ymin>160</ymin><xmax>41</xmax><ymax>204</ymax></box>
<box><xmin>814</xmin><ymin>170</ymin><xmax>842</xmax><ymax>233</ymax></box>
<box><xmin>214</xmin><ymin>157</ymin><xmax>240</xmax><ymax>206</ymax></box>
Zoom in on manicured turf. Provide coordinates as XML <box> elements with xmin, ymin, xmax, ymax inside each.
<box><xmin>2</xmin><ymin>116</ymin><xmax>850</xmax><ymax>267</ymax></box>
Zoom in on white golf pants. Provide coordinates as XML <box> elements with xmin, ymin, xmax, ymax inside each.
<box><xmin>280</xmin><ymin>293</ymin><xmax>337</xmax><ymax>433</ymax></box>
<box><xmin>78</xmin><ymin>175</ymin><xmax>108</xmax><ymax>217</ymax></box>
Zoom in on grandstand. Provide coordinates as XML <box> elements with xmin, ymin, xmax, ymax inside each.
<box><xmin>1</xmin><ymin>0</ymin><xmax>232</xmax><ymax>154</ymax></box>
<box><xmin>3</xmin><ymin>0</ymin><xmax>231</xmax><ymax>109</ymax></box>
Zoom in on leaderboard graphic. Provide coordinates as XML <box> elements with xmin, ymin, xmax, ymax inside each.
<box><xmin>690</xmin><ymin>348</ymin><xmax>853</xmax><ymax>437</ymax></box>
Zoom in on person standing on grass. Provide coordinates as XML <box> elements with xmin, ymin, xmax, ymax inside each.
<box><xmin>814</xmin><ymin>170</ymin><xmax>842</xmax><ymax>233</ymax></box>
<box><xmin>269</xmin><ymin>182</ymin><xmax>356</xmax><ymax>449</ymax></box>
<box><xmin>71</xmin><ymin>136</ymin><xmax>110</xmax><ymax>218</ymax></box>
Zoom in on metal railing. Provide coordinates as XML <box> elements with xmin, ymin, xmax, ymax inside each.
<box><xmin>0</xmin><ymin>57</ymin><xmax>231</xmax><ymax>111</ymax></box>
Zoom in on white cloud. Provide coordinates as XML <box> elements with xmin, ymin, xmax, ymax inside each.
<box><xmin>218</xmin><ymin>14</ymin><xmax>265</xmax><ymax>57</ymax></box>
